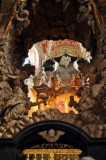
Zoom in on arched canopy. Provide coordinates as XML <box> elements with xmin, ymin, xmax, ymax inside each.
<box><xmin>27</xmin><ymin>39</ymin><xmax>92</xmax><ymax>67</ymax></box>
<box><xmin>14</xmin><ymin>120</ymin><xmax>90</xmax><ymax>152</ymax></box>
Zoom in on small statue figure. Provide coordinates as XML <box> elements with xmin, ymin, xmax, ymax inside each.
<box><xmin>78</xmin><ymin>5</ymin><xmax>95</xmax><ymax>34</ymax></box>
<box><xmin>15</xmin><ymin>0</ymin><xmax>30</xmax><ymax>34</ymax></box>
<box><xmin>24</xmin><ymin>75</ymin><xmax>34</xmax><ymax>89</ymax></box>
<box><xmin>68</xmin><ymin>96</ymin><xmax>79</xmax><ymax>114</ymax></box>
<box><xmin>59</xmin><ymin>55</ymin><xmax>71</xmax><ymax>68</ymax></box>
<box><xmin>55</xmin><ymin>74</ymin><xmax>61</xmax><ymax>89</ymax></box>
<box><xmin>37</xmin><ymin>67</ymin><xmax>47</xmax><ymax>86</ymax></box>
<box><xmin>31</xmin><ymin>0</ymin><xmax>39</xmax><ymax>15</ymax></box>
<box><xmin>38</xmin><ymin>129</ymin><xmax>65</xmax><ymax>142</ymax></box>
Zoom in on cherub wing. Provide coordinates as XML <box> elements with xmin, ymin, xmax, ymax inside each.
<box><xmin>56</xmin><ymin>130</ymin><xmax>65</xmax><ymax>136</ymax></box>
<box><xmin>38</xmin><ymin>131</ymin><xmax>48</xmax><ymax>138</ymax></box>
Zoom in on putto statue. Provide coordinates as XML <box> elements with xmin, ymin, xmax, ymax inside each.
<box><xmin>78</xmin><ymin>5</ymin><xmax>95</xmax><ymax>34</ymax></box>
<box><xmin>38</xmin><ymin>129</ymin><xmax>65</xmax><ymax>142</ymax></box>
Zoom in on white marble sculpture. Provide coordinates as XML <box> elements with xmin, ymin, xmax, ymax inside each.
<box><xmin>59</xmin><ymin>55</ymin><xmax>71</xmax><ymax>68</ymax></box>
<box><xmin>24</xmin><ymin>75</ymin><xmax>34</xmax><ymax>89</ymax></box>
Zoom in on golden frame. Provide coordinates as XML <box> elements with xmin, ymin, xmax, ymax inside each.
<box><xmin>23</xmin><ymin>149</ymin><xmax>82</xmax><ymax>160</ymax></box>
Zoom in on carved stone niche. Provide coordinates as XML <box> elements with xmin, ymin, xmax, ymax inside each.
<box><xmin>38</xmin><ymin>129</ymin><xmax>65</xmax><ymax>143</ymax></box>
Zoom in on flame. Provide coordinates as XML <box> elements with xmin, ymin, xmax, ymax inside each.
<box><xmin>28</xmin><ymin>88</ymin><xmax>80</xmax><ymax>117</ymax></box>
<box><xmin>27</xmin><ymin>71</ymin><xmax>82</xmax><ymax>117</ymax></box>
<box><xmin>28</xmin><ymin>88</ymin><xmax>38</xmax><ymax>116</ymax></box>
<box><xmin>53</xmin><ymin>93</ymin><xmax>80</xmax><ymax>113</ymax></box>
